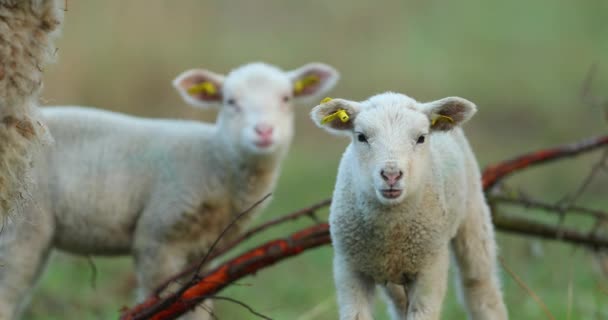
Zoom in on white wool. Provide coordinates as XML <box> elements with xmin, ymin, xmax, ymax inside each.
<box><xmin>0</xmin><ymin>62</ymin><xmax>339</xmax><ymax>320</ymax></box>
<box><xmin>311</xmin><ymin>92</ymin><xmax>508</xmax><ymax>320</ymax></box>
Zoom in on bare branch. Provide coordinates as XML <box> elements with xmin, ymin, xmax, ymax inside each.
<box><xmin>490</xmin><ymin>195</ymin><xmax>608</xmax><ymax>222</ymax></box>
<box><xmin>121</xmin><ymin>224</ymin><xmax>331</xmax><ymax>320</ymax></box>
<box><xmin>482</xmin><ymin>135</ymin><xmax>608</xmax><ymax>190</ymax></box>
<box><xmin>153</xmin><ymin>198</ymin><xmax>331</xmax><ymax>295</ymax></box>
<box><xmin>493</xmin><ymin>212</ymin><xmax>608</xmax><ymax>248</ymax></box>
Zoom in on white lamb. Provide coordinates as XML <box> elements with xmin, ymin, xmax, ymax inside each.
<box><xmin>310</xmin><ymin>92</ymin><xmax>508</xmax><ymax>320</ymax></box>
<box><xmin>0</xmin><ymin>0</ymin><xmax>63</xmax><ymax>221</ymax></box>
<box><xmin>0</xmin><ymin>62</ymin><xmax>339</xmax><ymax>320</ymax></box>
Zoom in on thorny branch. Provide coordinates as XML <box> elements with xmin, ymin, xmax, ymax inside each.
<box><xmin>121</xmin><ymin>134</ymin><xmax>608</xmax><ymax>320</ymax></box>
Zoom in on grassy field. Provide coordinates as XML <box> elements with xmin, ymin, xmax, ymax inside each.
<box><xmin>15</xmin><ymin>0</ymin><xmax>608</xmax><ymax>319</ymax></box>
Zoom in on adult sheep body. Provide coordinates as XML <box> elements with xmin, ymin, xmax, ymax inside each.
<box><xmin>311</xmin><ymin>92</ymin><xmax>508</xmax><ymax>320</ymax></box>
<box><xmin>0</xmin><ymin>0</ymin><xmax>63</xmax><ymax>221</ymax></box>
<box><xmin>0</xmin><ymin>62</ymin><xmax>339</xmax><ymax>320</ymax></box>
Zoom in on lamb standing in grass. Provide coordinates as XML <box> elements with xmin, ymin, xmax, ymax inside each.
<box><xmin>311</xmin><ymin>93</ymin><xmax>508</xmax><ymax>320</ymax></box>
<box><xmin>0</xmin><ymin>0</ymin><xmax>63</xmax><ymax>222</ymax></box>
<box><xmin>0</xmin><ymin>62</ymin><xmax>339</xmax><ymax>320</ymax></box>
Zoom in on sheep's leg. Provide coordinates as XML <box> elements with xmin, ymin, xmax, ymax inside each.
<box><xmin>134</xmin><ymin>242</ymin><xmax>213</xmax><ymax>320</ymax></box>
<box><xmin>334</xmin><ymin>255</ymin><xmax>376</xmax><ymax>320</ymax></box>
<box><xmin>451</xmin><ymin>196</ymin><xmax>508</xmax><ymax>320</ymax></box>
<box><xmin>0</xmin><ymin>210</ymin><xmax>54</xmax><ymax>320</ymax></box>
<box><xmin>405</xmin><ymin>248</ymin><xmax>449</xmax><ymax>320</ymax></box>
<box><xmin>381</xmin><ymin>283</ymin><xmax>408</xmax><ymax>320</ymax></box>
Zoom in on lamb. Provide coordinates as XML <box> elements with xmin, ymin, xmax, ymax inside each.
<box><xmin>310</xmin><ymin>92</ymin><xmax>508</xmax><ymax>320</ymax></box>
<box><xmin>0</xmin><ymin>62</ymin><xmax>339</xmax><ymax>320</ymax></box>
<box><xmin>0</xmin><ymin>0</ymin><xmax>63</xmax><ymax>222</ymax></box>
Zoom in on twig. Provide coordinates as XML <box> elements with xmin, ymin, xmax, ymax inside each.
<box><xmin>490</xmin><ymin>195</ymin><xmax>608</xmax><ymax>221</ymax></box>
<box><xmin>85</xmin><ymin>255</ymin><xmax>97</xmax><ymax>290</ymax></box>
<box><xmin>192</xmin><ymin>194</ymin><xmax>273</xmax><ymax>280</ymax></box>
<box><xmin>580</xmin><ymin>63</ymin><xmax>608</xmax><ymax>112</ymax></box>
<box><xmin>211</xmin><ymin>198</ymin><xmax>330</xmax><ymax>259</ymax></box>
<box><xmin>153</xmin><ymin>198</ymin><xmax>331</xmax><ymax>295</ymax></box>
<box><xmin>499</xmin><ymin>257</ymin><xmax>555</xmax><ymax>320</ymax></box>
<box><xmin>553</xmin><ymin>148</ymin><xmax>608</xmax><ymax>236</ymax></box>
<box><xmin>559</xmin><ymin>148</ymin><xmax>608</xmax><ymax>207</ymax></box>
<box><xmin>197</xmin><ymin>303</ymin><xmax>217</xmax><ymax>320</ymax></box>
<box><xmin>210</xmin><ymin>296</ymin><xmax>272</xmax><ymax>320</ymax></box>
<box><xmin>493</xmin><ymin>212</ymin><xmax>608</xmax><ymax>248</ymax></box>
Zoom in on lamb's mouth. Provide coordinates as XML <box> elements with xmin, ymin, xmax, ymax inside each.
<box><xmin>255</xmin><ymin>141</ymin><xmax>273</xmax><ymax>148</ymax></box>
<box><xmin>380</xmin><ymin>189</ymin><xmax>403</xmax><ymax>199</ymax></box>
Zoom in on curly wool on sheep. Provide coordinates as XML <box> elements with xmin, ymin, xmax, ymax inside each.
<box><xmin>0</xmin><ymin>0</ymin><xmax>63</xmax><ymax>220</ymax></box>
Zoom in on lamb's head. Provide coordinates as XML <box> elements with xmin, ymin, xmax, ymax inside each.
<box><xmin>173</xmin><ymin>62</ymin><xmax>339</xmax><ymax>155</ymax></box>
<box><xmin>311</xmin><ymin>92</ymin><xmax>476</xmax><ymax>205</ymax></box>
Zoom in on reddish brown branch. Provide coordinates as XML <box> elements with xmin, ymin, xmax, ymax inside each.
<box><xmin>153</xmin><ymin>198</ymin><xmax>331</xmax><ymax>295</ymax></box>
<box><xmin>120</xmin><ymin>224</ymin><xmax>331</xmax><ymax>320</ymax></box>
<box><xmin>482</xmin><ymin>135</ymin><xmax>608</xmax><ymax>190</ymax></box>
<box><xmin>121</xmin><ymin>134</ymin><xmax>608</xmax><ymax>319</ymax></box>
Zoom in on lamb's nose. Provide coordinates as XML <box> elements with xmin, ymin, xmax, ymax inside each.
<box><xmin>254</xmin><ymin>124</ymin><xmax>274</xmax><ymax>138</ymax></box>
<box><xmin>381</xmin><ymin>169</ymin><xmax>403</xmax><ymax>186</ymax></box>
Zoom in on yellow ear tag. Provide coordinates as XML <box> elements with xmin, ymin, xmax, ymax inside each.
<box><xmin>187</xmin><ymin>81</ymin><xmax>217</xmax><ymax>96</ymax></box>
<box><xmin>294</xmin><ymin>75</ymin><xmax>320</xmax><ymax>94</ymax></box>
<box><xmin>322</xmin><ymin>109</ymin><xmax>349</xmax><ymax>125</ymax></box>
<box><xmin>431</xmin><ymin>114</ymin><xmax>454</xmax><ymax>126</ymax></box>
<box><xmin>320</xmin><ymin>97</ymin><xmax>333</xmax><ymax>104</ymax></box>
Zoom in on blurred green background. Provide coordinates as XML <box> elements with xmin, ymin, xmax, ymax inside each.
<box><xmin>27</xmin><ymin>0</ymin><xmax>608</xmax><ymax>319</ymax></box>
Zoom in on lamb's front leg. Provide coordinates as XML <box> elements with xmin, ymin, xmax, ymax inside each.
<box><xmin>451</xmin><ymin>195</ymin><xmax>508</xmax><ymax>320</ymax></box>
<box><xmin>334</xmin><ymin>255</ymin><xmax>376</xmax><ymax>320</ymax></box>
<box><xmin>405</xmin><ymin>247</ymin><xmax>449</xmax><ymax>320</ymax></box>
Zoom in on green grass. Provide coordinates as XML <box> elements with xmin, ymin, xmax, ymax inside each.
<box><xmin>17</xmin><ymin>0</ymin><xmax>608</xmax><ymax>318</ymax></box>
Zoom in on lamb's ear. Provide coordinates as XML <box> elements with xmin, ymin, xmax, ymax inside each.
<box><xmin>288</xmin><ymin>63</ymin><xmax>339</xmax><ymax>102</ymax></box>
<box><xmin>172</xmin><ymin>69</ymin><xmax>225</xmax><ymax>109</ymax></box>
<box><xmin>310</xmin><ymin>98</ymin><xmax>361</xmax><ymax>135</ymax></box>
<box><xmin>422</xmin><ymin>97</ymin><xmax>477</xmax><ymax>131</ymax></box>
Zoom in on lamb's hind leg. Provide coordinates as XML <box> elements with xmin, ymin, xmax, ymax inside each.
<box><xmin>451</xmin><ymin>194</ymin><xmax>508</xmax><ymax>320</ymax></box>
<box><xmin>134</xmin><ymin>240</ymin><xmax>214</xmax><ymax>320</ymax></box>
<box><xmin>381</xmin><ymin>283</ymin><xmax>408</xmax><ymax>320</ymax></box>
<box><xmin>0</xmin><ymin>207</ymin><xmax>54</xmax><ymax>320</ymax></box>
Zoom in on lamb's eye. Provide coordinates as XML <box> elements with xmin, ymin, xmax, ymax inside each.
<box><xmin>357</xmin><ymin>133</ymin><xmax>368</xmax><ymax>143</ymax></box>
<box><xmin>416</xmin><ymin>135</ymin><xmax>425</xmax><ymax>144</ymax></box>
<box><xmin>282</xmin><ymin>95</ymin><xmax>290</xmax><ymax>103</ymax></box>
<box><xmin>226</xmin><ymin>98</ymin><xmax>241</xmax><ymax>111</ymax></box>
